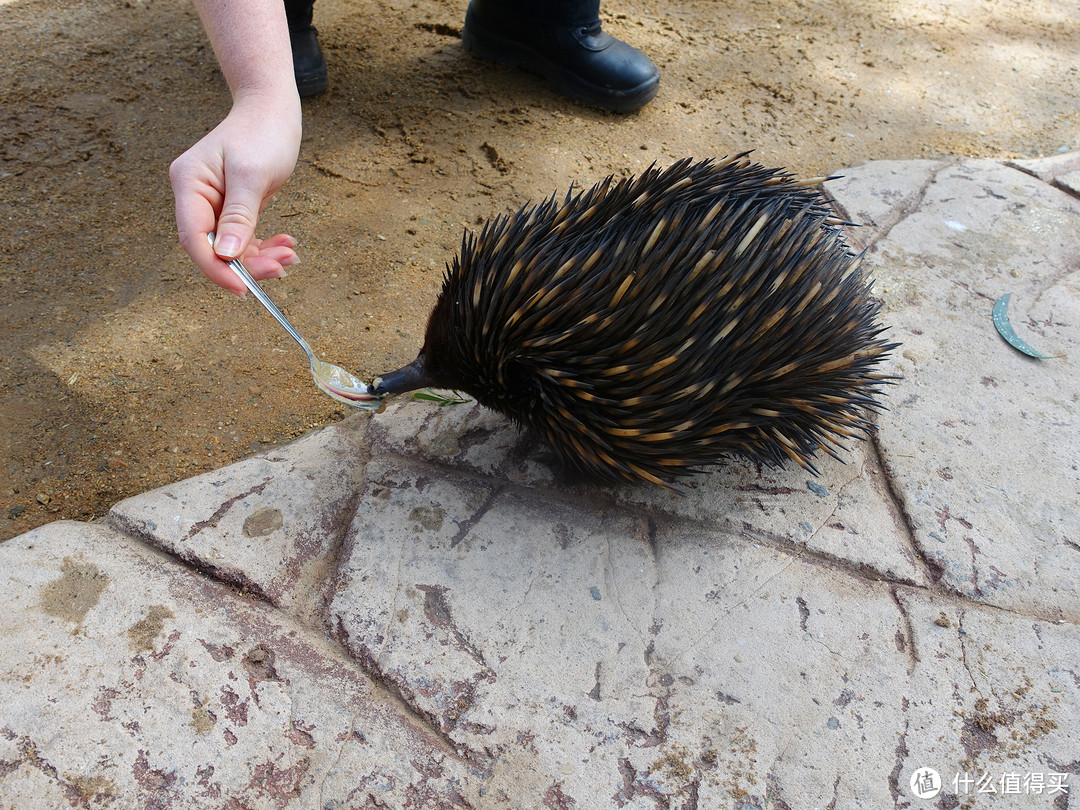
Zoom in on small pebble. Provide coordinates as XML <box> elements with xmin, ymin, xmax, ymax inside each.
<box><xmin>36</xmin><ymin>493</ymin><xmax>51</xmax><ymax>505</ymax></box>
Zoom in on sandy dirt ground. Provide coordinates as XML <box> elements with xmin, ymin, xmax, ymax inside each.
<box><xmin>1</xmin><ymin>0</ymin><xmax>1077</xmax><ymax>541</ymax></box>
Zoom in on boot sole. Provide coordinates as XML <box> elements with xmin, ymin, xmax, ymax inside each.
<box><xmin>296</xmin><ymin>74</ymin><xmax>328</xmax><ymax>98</ymax></box>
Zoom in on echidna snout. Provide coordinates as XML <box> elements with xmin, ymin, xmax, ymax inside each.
<box><xmin>373</xmin><ymin>155</ymin><xmax>898</xmax><ymax>490</ymax></box>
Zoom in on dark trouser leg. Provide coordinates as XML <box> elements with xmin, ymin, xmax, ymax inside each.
<box><xmin>461</xmin><ymin>0</ymin><xmax>659</xmax><ymax>112</ymax></box>
<box><xmin>284</xmin><ymin>0</ymin><xmax>327</xmax><ymax>97</ymax></box>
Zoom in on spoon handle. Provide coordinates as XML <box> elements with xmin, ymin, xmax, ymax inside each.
<box><xmin>208</xmin><ymin>233</ymin><xmax>315</xmax><ymax>361</ymax></box>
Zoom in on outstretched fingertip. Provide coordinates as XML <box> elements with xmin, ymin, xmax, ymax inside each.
<box><xmin>270</xmin><ymin>232</ymin><xmax>298</xmax><ymax>248</ymax></box>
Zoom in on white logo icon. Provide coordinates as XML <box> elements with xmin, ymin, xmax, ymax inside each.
<box><xmin>911</xmin><ymin>767</ymin><xmax>942</xmax><ymax>799</ymax></box>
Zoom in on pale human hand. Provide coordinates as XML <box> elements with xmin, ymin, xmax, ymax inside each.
<box><xmin>170</xmin><ymin>91</ymin><xmax>303</xmax><ymax>295</ymax></box>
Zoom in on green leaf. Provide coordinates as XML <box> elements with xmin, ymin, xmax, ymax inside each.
<box><xmin>992</xmin><ymin>294</ymin><xmax>1061</xmax><ymax>359</ymax></box>
<box><xmin>412</xmin><ymin>389</ymin><xmax>472</xmax><ymax>406</ymax></box>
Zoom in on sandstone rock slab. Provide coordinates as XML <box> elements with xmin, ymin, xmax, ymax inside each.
<box><xmin>1008</xmin><ymin>151</ymin><xmax>1080</xmax><ymax>198</ymax></box>
<box><xmin>823</xmin><ymin>158</ymin><xmax>948</xmax><ymax>248</ymax></box>
<box><xmin>108</xmin><ymin>418</ymin><xmax>369</xmax><ymax>621</ymax></box>
<box><xmin>328</xmin><ymin>455</ymin><xmax>1080</xmax><ymax>807</ymax></box>
<box><xmin>825</xmin><ymin>159</ymin><xmax>1080</xmax><ymax>618</ymax></box>
<box><xmin>369</xmin><ymin>400</ymin><xmax>928</xmax><ymax>586</ymax></box>
<box><xmin>0</xmin><ymin>520</ymin><xmax>478</xmax><ymax>808</ymax></box>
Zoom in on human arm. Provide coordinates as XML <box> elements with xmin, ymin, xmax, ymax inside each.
<box><xmin>169</xmin><ymin>0</ymin><xmax>303</xmax><ymax>294</ymax></box>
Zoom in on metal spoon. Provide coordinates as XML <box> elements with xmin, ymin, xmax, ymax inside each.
<box><xmin>207</xmin><ymin>232</ymin><xmax>383</xmax><ymax>409</ymax></box>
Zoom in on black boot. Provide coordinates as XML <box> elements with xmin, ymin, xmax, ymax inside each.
<box><xmin>461</xmin><ymin>0</ymin><xmax>659</xmax><ymax>113</ymax></box>
<box><xmin>284</xmin><ymin>0</ymin><xmax>328</xmax><ymax>97</ymax></box>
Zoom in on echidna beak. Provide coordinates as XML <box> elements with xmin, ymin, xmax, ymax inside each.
<box><xmin>371</xmin><ymin>355</ymin><xmax>437</xmax><ymax>396</ymax></box>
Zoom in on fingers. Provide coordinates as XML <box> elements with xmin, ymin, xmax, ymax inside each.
<box><xmin>201</xmin><ymin>243</ymin><xmax>251</xmax><ymax>296</ymax></box>
<box><xmin>238</xmin><ymin>244</ymin><xmax>299</xmax><ymax>280</ymax></box>
<box><xmin>170</xmin><ymin>154</ymin><xmax>248</xmax><ymax>296</ymax></box>
<box><xmin>194</xmin><ymin>242</ymin><xmax>297</xmax><ymax>295</ymax></box>
<box><xmin>246</xmin><ymin>233</ymin><xmax>298</xmax><ymax>266</ymax></box>
<box><xmin>207</xmin><ymin>167</ymin><xmax>301</xmax><ymax>288</ymax></box>
<box><xmin>177</xmin><ymin>217</ymin><xmax>298</xmax><ymax>297</ymax></box>
<box><xmin>258</xmin><ymin>233</ymin><xmax>297</xmax><ymax>250</ymax></box>
<box><xmin>249</xmin><ymin>243</ymin><xmax>299</xmax><ymax>270</ymax></box>
<box><xmin>171</xmin><ymin>152</ymin><xmax>299</xmax><ymax>294</ymax></box>
<box><xmin>171</xmin><ymin>92</ymin><xmax>301</xmax><ymax>293</ymax></box>
<box><xmin>239</xmin><ymin>233</ymin><xmax>299</xmax><ymax>278</ymax></box>
<box><xmin>210</xmin><ymin>235</ymin><xmax>299</xmax><ymax>292</ymax></box>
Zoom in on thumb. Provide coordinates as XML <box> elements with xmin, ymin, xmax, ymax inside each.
<box><xmin>211</xmin><ymin>173</ymin><xmax>266</xmax><ymax>260</ymax></box>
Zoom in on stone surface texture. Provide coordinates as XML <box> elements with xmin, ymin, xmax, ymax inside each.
<box><xmin>2</xmin><ymin>157</ymin><xmax>1078</xmax><ymax>808</ymax></box>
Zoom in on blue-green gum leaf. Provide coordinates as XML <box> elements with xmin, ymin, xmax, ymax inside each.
<box><xmin>412</xmin><ymin>389</ymin><xmax>472</xmax><ymax>406</ymax></box>
<box><xmin>992</xmin><ymin>294</ymin><xmax>1060</xmax><ymax>359</ymax></box>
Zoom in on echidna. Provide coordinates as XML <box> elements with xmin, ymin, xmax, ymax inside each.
<box><xmin>373</xmin><ymin>155</ymin><xmax>897</xmax><ymax>490</ymax></box>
